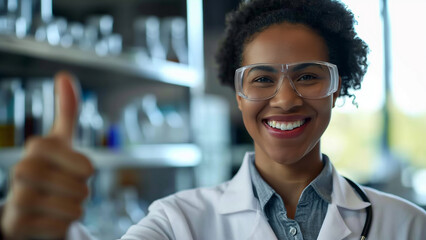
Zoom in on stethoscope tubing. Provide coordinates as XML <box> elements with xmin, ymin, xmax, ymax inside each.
<box><xmin>344</xmin><ymin>177</ymin><xmax>373</xmax><ymax>240</ymax></box>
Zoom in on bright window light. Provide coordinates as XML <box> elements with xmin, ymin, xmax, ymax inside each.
<box><xmin>335</xmin><ymin>0</ymin><xmax>385</xmax><ymax>113</ymax></box>
<box><xmin>389</xmin><ymin>0</ymin><xmax>426</xmax><ymax>116</ymax></box>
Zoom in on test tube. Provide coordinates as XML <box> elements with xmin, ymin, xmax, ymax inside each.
<box><xmin>134</xmin><ymin>16</ymin><xmax>166</xmax><ymax>60</ymax></box>
<box><xmin>40</xmin><ymin>0</ymin><xmax>51</xmax><ymax>23</ymax></box>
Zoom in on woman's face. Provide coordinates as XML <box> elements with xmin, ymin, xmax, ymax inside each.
<box><xmin>237</xmin><ymin>22</ymin><xmax>340</xmax><ymax>167</ymax></box>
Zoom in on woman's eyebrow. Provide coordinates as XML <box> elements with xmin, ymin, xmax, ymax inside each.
<box><xmin>291</xmin><ymin>63</ymin><xmax>323</xmax><ymax>71</ymax></box>
<box><xmin>247</xmin><ymin>65</ymin><xmax>278</xmax><ymax>74</ymax></box>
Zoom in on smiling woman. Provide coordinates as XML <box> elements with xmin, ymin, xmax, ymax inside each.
<box><xmin>212</xmin><ymin>0</ymin><xmax>425</xmax><ymax>239</ymax></box>
<box><xmin>1</xmin><ymin>0</ymin><xmax>425</xmax><ymax>239</ymax></box>
<box><xmin>235</xmin><ymin>22</ymin><xmax>337</xmax><ymax>174</ymax></box>
<box><xmin>119</xmin><ymin>0</ymin><xmax>425</xmax><ymax>239</ymax></box>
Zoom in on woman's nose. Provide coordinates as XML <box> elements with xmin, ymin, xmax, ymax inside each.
<box><xmin>269</xmin><ymin>77</ymin><xmax>303</xmax><ymax>110</ymax></box>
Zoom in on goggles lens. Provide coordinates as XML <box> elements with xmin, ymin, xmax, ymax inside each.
<box><xmin>235</xmin><ymin>61</ymin><xmax>339</xmax><ymax>101</ymax></box>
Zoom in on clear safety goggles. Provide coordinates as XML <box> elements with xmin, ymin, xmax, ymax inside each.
<box><xmin>235</xmin><ymin>61</ymin><xmax>339</xmax><ymax>101</ymax></box>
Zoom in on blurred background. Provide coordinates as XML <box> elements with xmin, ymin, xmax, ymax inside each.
<box><xmin>0</xmin><ymin>0</ymin><xmax>425</xmax><ymax>238</ymax></box>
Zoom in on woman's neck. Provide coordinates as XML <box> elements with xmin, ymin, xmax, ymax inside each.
<box><xmin>254</xmin><ymin>144</ymin><xmax>324</xmax><ymax>218</ymax></box>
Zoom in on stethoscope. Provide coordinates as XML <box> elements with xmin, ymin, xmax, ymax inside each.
<box><xmin>344</xmin><ymin>177</ymin><xmax>373</xmax><ymax>240</ymax></box>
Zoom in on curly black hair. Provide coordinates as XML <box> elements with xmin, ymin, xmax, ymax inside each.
<box><xmin>216</xmin><ymin>0</ymin><xmax>369</xmax><ymax>103</ymax></box>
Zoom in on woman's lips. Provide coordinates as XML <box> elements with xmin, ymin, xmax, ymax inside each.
<box><xmin>263</xmin><ymin>118</ymin><xmax>310</xmax><ymax>139</ymax></box>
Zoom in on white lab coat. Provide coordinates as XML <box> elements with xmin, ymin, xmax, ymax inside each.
<box><xmin>69</xmin><ymin>152</ymin><xmax>426</xmax><ymax>240</ymax></box>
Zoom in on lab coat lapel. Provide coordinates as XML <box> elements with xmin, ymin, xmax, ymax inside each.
<box><xmin>218</xmin><ymin>152</ymin><xmax>278</xmax><ymax>240</ymax></box>
<box><xmin>317</xmin><ymin>204</ymin><xmax>351</xmax><ymax>240</ymax></box>
<box><xmin>218</xmin><ymin>152</ymin><xmax>259</xmax><ymax>214</ymax></box>
<box><xmin>317</xmin><ymin>165</ymin><xmax>371</xmax><ymax>240</ymax></box>
<box><xmin>246</xmin><ymin>211</ymin><xmax>278</xmax><ymax>240</ymax></box>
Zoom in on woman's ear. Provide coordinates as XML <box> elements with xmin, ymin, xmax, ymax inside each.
<box><xmin>332</xmin><ymin>77</ymin><xmax>342</xmax><ymax>108</ymax></box>
<box><xmin>236</xmin><ymin>93</ymin><xmax>243</xmax><ymax>111</ymax></box>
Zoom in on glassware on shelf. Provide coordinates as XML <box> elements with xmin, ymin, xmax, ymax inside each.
<box><xmin>123</xmin><ymin>94</ymin><xmax>190</xmax><ymax>145</ymax></box>
<box><xmin>123</xmin><ymin>94</ymin><xmax>166</xmax><ymax>145</ymax></box>
<box><xmin>132</xmin><ymin>15</ymin><xmax>188</xmax><ymax>64</ymax></box>
<box><xmin>0</xmin><ymin>14</ymin><xmax>15</xmax><ymax>36</ymax></box>
<box><xmin>14</xmin><ymin>0</ymin><xmax>33</xmax><ymax>38</ymax></box>
<box><xmin>86</xmin><ymin>15</ymin><xmax>122</xmax><ymax>56</ymax></box>
<box><xmin>84</xmin><ymin>197</ymin><xmax>123</xmax><ymax>239</ymax></box>
<box><xmin>161</xmin><ymin>16</ymin><xmax>188</xmax><ymax>64</ymax></box>
<box><xmin>0</xmin><ymin>0</ymin><xmax>30</xmax><ymax>37</ymax></box>
<box><xmin>79</xmin><ymin>23</ymin><xmax>97</xmax><ymax>51</ymax></box>
<box><xmin>34</xmin><ymin>16</ymin><xmax>66</xmax><ymax>45</ymax></box>
<box><xmin>159</xmin><ymin>17</ymin><xmax>173</xmax><ymax>61</ymax></box>
<box><xmin>83</xmin><ymin>169</ymin><xmax>121</xmax><ymax>239</ymax></box>
<box><xmin>24</xmin><ymin>79</ymin><xmax>54</xmax><ymax>141</ymax></box>
<box><xmin>106</xmin><ymin>123</ymin><xmax>122</xmax><ymax>150</ymax></box>
<box><xmin>69</xmin><ymin>22</ymin><xmax>84</xmax><ymax>45</ymax></box>
<box><xmin>39</xmin><ymin>0</ymin><xmax>52</xmax><ymax>23</ymax></box>
<box><xmin>87</xmin><ymin>15</ymin><xmax>109</xmax><ymax>56</ymax></box>
<box><xmin>170</xmin><ymin>17</ymin><xmax>188</xmax><ymax>64</ymax></box>
<box><xmin>107</xmin><ymin>33</ymin><xmax>122</xmax><ymax>56</ymax></box>
<box><xmin>0</xmin><ymin>0</ymin><xmax>18</xmax><ymax>35</ymax></box>
<box><xmin>33</xmin><ymin>0</ymin><xmax>53</xmax><ymax>41</ymax></box>
<box><xmin>140</xmin><ymin>94</ymin><xmax>165</xmax><ymax>142</ymax></box>
<box><xmin>161</xmin><ymin>105</ymin><xmax>190</xmax><ymax>143</ymax></box>
<box><xmin>83</xmin><ymin>169</ymin><xmax>147</xmax><ymax>239</ymax></box>
<box><xmin>77</xmin><ymin>91</ymin><xmax>105</xmax><ymax>147</ymax></box>
<box><xmin>46</xmin><ymin>17</ymin><xmax>66</xmax><ymax>46</ymax></box>
<box><xmin>58</xmin><ymin>21</ymin><xmax>79</xmax><ymax>48</ymax></box>
<box><xmin>0</xmin><ymin>78</ymin><xmax>24</xmax><ymax>147</ymax></box>
<box><xmin>134</xmin><ymin>16</ymin><xmax>166</xmax><ymax>61</ymax></box>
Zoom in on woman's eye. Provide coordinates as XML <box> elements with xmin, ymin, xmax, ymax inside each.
<box><xmin>253</xmin><ymin>77</ymin><xmax>274</xmax><ymax>83</ymax></box>
<box><xmin>298</xmin><ymin>74</ymin><xmax>316</xmax><ymax>81</ymax></box>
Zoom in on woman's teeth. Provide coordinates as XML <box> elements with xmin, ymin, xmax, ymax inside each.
<box><xmin>267</xmin><ymin>120</ymin><xmax>305</xmax><ymax>131</ymax></box>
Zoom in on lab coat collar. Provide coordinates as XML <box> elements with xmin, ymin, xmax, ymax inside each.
<box><xmin>330</xmin><ymin>165</ymin><xmax>371</xmax><ymax>210</ymax></box>
<box><xmin>218</xmin><ymin>151</ymin><xmax>371</xmax><ymax>240</ymax></box>
<box><xmin>317</xmin><ymin>162</ymin><xmax>371</xmax><ymax>240</ymax></box>
<box><xmin>218</xmin><ymin>152</ymin><xmax>277</xmax><ymax>240</ymax></box>
<box><xmin>218</xmin><ymin>152</ymin><xmax>259</xmax><ymax>214</ymax></box>
<box><xmin>219</xmin><ymin>152</ymin><xmax>371</xmax><ymax>213</ymax></box>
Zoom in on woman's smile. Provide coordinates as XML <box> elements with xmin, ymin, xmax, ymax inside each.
<box><xmin>263</xmin><ymin>116</ymin><xmax>311</xmax><ymax>139</ymax></box>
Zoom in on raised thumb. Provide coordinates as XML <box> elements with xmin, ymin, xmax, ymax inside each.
<box><xmin>49</xmin><ymin>71</ymin><xmax>80</xmax><ymax>144</ymax></box>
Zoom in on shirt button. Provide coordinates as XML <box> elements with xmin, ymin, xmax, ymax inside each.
<box><xmin>289</xmin><ymin>226</ymin><xmax>297</xmax><ymax>236</ymax></box>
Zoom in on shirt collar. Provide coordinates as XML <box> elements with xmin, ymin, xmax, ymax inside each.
<box><xmin>249</xmin><ymin>153</ymin><xmax>333</xmax><ymax>211</ymax></box>
<box><xmin>310</xmin><ymin>154</ymin><xmax>333</xmax><ymax>203</ymax></box>
<box><xmin>248</xmin><ymin>154</ymin><xmax>275</xmax><ymax>211</ymax></box>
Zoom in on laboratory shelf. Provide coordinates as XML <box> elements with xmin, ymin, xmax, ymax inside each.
<box><xmin>0</xmin><ymin>144</ymin><xmax>201</xmax><ymax>169</ymax></box>
<box><xmin>0</xmin><ymin>35</ymin><xmax>199</xmax><ymax>88</ymax></box>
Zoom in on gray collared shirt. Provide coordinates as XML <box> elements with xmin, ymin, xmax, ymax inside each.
<box><xmin>249</xmin><ymin>154</ymin><xmax>333</xmax><ymax>240</ymax></box>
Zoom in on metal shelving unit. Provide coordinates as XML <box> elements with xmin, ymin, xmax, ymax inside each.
<box><xmin>0</xmin><ymin>0</ymin><xmax>204</xmax><ymax>170</ymax></box>
<box><xmin>0</xmin><ymin>144</ymin><xmax>202</xmax><ymax>169</ymax></box>
<box><xmin>0</xmin><ymin>35</ymin><xmax>200</xmax><ymax>88</ymax></box>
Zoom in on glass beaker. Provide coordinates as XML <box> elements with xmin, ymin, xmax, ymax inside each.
<box><xmin>0</xmin><ymin>79</ymin><xmax>24</xmax><ymax>147</ymax></box>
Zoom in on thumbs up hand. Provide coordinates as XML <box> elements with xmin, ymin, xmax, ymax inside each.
<box><xmin>1</xmin><ymin>72</ymin><xmax>94</xmax><ymax>239</ymax></box>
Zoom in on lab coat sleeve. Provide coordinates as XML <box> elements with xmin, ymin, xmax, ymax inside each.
<box><xmin>387</xmin><ymin>197</ymin><xmax>426</xmax><ymax>239</ymax></box>
<box><xmin>66</xmin><ymin>222</ymin><xmax>97</xmax><ymax>240</ymax></box>
<box><xmin>408</xmin><ymin>209</ymin><xmax>426</xmax><ymax>239</ymax></box>
<box><xmin>120</xmin><ymin>200</ymin><xmax>175</xmax><ymax>240</ymax></box>
<box><xmin>365</xmin><ymin>187</ymin><xmax>426</xmax><ymax>239</ymax></box>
